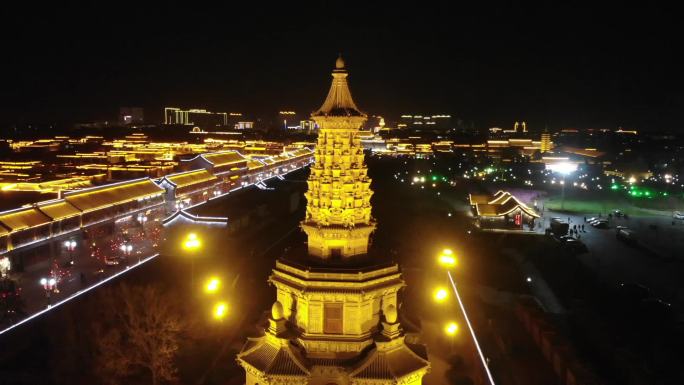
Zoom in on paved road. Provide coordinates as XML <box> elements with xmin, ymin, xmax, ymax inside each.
<box><xmin>2</xmin><ymin>219</ymin><xmax>160</xmax><ymax>332</ymax></box>
<box><xmin>539</xmin><ymin>209</ymin><xmax>684</xmax><ymax>312</ymax></box>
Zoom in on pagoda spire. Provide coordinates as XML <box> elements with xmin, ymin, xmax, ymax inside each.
<box><xmin>302</xmin><ymin>55</ymin><xmax>375</xmax><ymax>258</ymax></box>
<box><xmin>312</xmin><ymin>55</ymin><xmax>365</xmax><ymax>117</ymax></box>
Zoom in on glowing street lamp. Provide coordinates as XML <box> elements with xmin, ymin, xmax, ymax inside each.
<box><xmin>213</xmin><ymin>301</ymin><xmax>228</xmax><ymax>320</ymax></box>
<box><xmin>183</xmin><ymin>233</ymin><xmax>201</xmax><ymax>251</ymax></box>
<box><xmin>120</xmin><ymin>244</ymin><xmax>133</xmax><ymax>255</ymax></box>
<box><xmin>40</xmin><ymin>277</ymin><xmax>57</xmax><ymax>307</ymax></box>
<box><xmin>204</xmin><ymin>277</ymin><xmax>221</xmax><ymax>294</ymax></box>
<box><xmin>445</xmin><ymin>321</ymin><xmax>459</xmax><ymax>336</ymax></box>
<box><xmin>438</xmin><ymin>248</ymin><xmax>457</xmax><ymax>268</ymax></box>
<box><xmin>64</xmin><ymin>240</ymin><xmax>77</xmax><ymax>265</ymax></box>
<box><xmin>182</xmin><ymin>233</ymin><xmax>201</xmax><ymax>288</ymax></box>
<box><xmin>64</xmin><ymin>240</ymin><xmax>77</xmax><ymax>250</ymax></box>
<box><xmin>444</xmin><ymin>321</ymin><xmax>459</xmax><ymax>353</ymax></box>
<box><xmin>433</xmin><ymin>287</ymin><xmax>449</xmax><ymax>303</ymax></box>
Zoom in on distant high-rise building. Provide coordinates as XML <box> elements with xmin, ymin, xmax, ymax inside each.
<box><xmin>278</xmin><ymin>110</ymin><xmax>317</xmax><ymax>132</ymax></box>
<box><xmin>163</xmin><ymin>107</ymin><xmax>228</xmax><ymax>128</ymax></box>
<box><xmin>398</xmin><ymin>114</ymin><xmax>451</xmax><ymax>130</ymax></box>
<box><xmin>119</xmin><ymin>107</ymin><xmax>144</xmax><ymax>125</ymax></box>
<box><xmin>514</xmin><ymin>121</ymin><xmax>528</xmax><ymax>133</ymax></box>
<box><xmin>540</xmin><ymin>130</ymin><xmax>552</xmax><ymax>152</ymax></box>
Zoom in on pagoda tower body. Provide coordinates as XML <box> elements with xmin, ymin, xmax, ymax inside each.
<box><xmin>237</xmin><ymin>57</ymin><xmax>430</xmax><ymax>385</ymax></box>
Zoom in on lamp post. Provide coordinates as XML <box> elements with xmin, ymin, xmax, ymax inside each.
<box><xmin>204</xmin><ymin>277</ymin><xmax>221</xmax><ymax>294</ymax></box>
<box><xmin>137</xmin><ymin>214</ymin><xmax>148</xmax><ymax>235</ymax></box>
<box><xmin>64</xmin><ymin>240</ymin><xmax>77</xmax><ymax>266</ymax></box>
<box><xmin>120</xmin><ymin>242</ymin><xmax>134</xmax><ymax>263</ymax></box>
<box><xmin>438</xmin><ymin>248</ymin><xmax>497</xmax><ymax>385</ymax></box>
<box><xmin>182</xmin><ymin>233</ymin><xmax>201</xmax><ymax>288</ymax></box>
<box><xmin>213</xmin><ymin>301</ymin><xmax>228</xmax><ymax>321</ymax></box>
<box><xmin>433</xmin><ymin>287</ymin><xmax>449</xmax><ymax>303</ymax></box>
<box><xmin>560</xmin><ymin>179</ymin><xmax>566</xmax><ymax>210</ymax></box>
<box><xmin>444</xmin><ymin>321</ymin><xmax>459</xmax><ymax>353</ymax></box>
<box><xmin>40</xmin><ymin>277</ymin><xmax>57</xmax><ymax>308</ymax></box>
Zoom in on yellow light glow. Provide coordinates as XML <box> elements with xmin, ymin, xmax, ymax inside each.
<box><xmin>433</xmin><ymin>288</ymin><xmax>448</xmax><ymax>302</ymax></box>
<box><xmin>205</xmin><ymin>277</ymin><xmax>220</xmax><ymax>294</ymax></box>
<box><xmin>213</xmin><ymin>302</ymin><xmax>228</xmax><ymax>320</ymax></box>
<box><xmin>445</xmin><ymin>322</ymin><xmax>459</xmax><ymax>336</ymax></box>
<box><xmin>438</xmin><ymin>249</ymin><xmax>457</xmax><ymax>268</ymax></box>
<box><xmin>183</xmin><ymin>233</ymin><xmax>201</xmax><ymax>250</ymax></box>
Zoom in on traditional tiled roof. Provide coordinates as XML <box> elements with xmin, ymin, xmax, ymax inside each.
<box><xmin>468</xmin><ymin>194</ymin><xmax>490</xmax><ymax>205</ymax></box>
<box><xmin>350</xmin><ymin>344</ymin><xmax>430</xmax><ymax>380</ymax></box>
<box><xmin>161</xmin><ymin>169</ymin><xmax>218</xmax><ymax>188</ymax></box>
<box><xmin>238</xmin><ymin>338</ymin><xmax>309</xmax><ymax>377</ymax></box>
<box><xmin>261</xmin><ymin>157</ymin><xmax>276</xmax><ymax>166</ymax></box>
<box><xmin>313</xmin><ymin>56</ymin><xmax>365</xmax><ymax>118</ymax></box>
<box><xmin>36</xmin><ymin>199</ymin><xmax>81</xmax><ymax>220</ymax></box>
<box><xmin>289</xmin><ymin>148</ymin><xmax>313</xmax><ymax>158</ymax></box>
<box><xmin>64</xmin><ymin>178</ymin><xmax>164</xmax><ymax>213</ymax></box>
<box><xmin>201</xmin><ymin>151</ymin><xmax>246</xmax><ymax>167</ymax></box>
<box><xmin>0</xmin><ymin>207</ymin><xmax>52</xmax><ymax>231</ymax></box>
<box><xmin>476</xmin><ymin>198</ymin><xmax>539</xmax><ymax>218</ymax></box>
<box><xmin>488</xmin><ymin>191</ymin><xmax>513</xmax><ymax>205</ymax></box>
<box><xmin>247</xmin><ymin>159</ymin><xmax>265</xmax><ymax>170</ymax></box>
<box><xmin>471</xmin><ymin>190</ymin><xmax>539</xmax><ymax>218</ymax></box>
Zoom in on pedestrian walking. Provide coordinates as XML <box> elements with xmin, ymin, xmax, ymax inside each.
<box><xmin>582</xmin><ymin>224</ymin><xmax>585</xmax><ymax>231</ymax></box>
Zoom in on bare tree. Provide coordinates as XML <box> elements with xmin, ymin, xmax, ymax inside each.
<box><xmin>94</xmin><ymin>283</ymin><xmax>185</xmax><ymax>385</ymax></box>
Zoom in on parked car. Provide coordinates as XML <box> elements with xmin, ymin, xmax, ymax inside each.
<box><xmin>92</xmin><ymin>268</ymin><xmax>106</xmax><ymax>281</ymax></box>
<box><xmin>563</xmin><ymin>238</ymin><xmax>588</xmax><ymax>252</ymax></box>
<box><xmin>104</xmin><ymin>256</ymin><xmax>127</xmax><ymax>266</ymax></box>
<box><xmin>614</xmin><ymin>283</ymin><xmax>653</xmax><ymax>314</ymax></box>
<box><xmin>673</xmin><ymin>211</ymin><xmax>684</xmax><ymax>220</ymax></box>
<box><xmin>638</xmin><ymin>298</ymin><xmax>674</xmax><ymax>325</ymax></box>
<box><xmin>616</xmin><ymin>228</ymin><xmax>638</xmax><ymax>244</ymax></box>
<box><xmin>592</xmin><ymin>220</ymin><xmax>609</xmax><ymax>229</ymax></box>
<box><xmin>618</xmin><ymin>283</ymin><xmax>653</xmax><ymax>302</ymax></box>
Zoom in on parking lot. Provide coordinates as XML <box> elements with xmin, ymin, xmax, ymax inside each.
<box><xmin>540</xmin><ymin>208</ymin><xmax>684</xmax><ymax>314</ymax></box>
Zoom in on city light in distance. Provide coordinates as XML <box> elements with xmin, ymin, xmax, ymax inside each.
<box><xmin>545</xmin><ymin>161</ymin><xmax>577</xmax><ymax>175</ymax></box>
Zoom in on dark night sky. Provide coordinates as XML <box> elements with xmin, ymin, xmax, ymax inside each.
<box><xmin>2</xmin><ymin>2</ymin><xmax>682</xmax><ymax>131</ymax></box>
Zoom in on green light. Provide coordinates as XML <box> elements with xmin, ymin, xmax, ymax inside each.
<box><xmin>432</xmin><ymin>175</ymin><xmax>437</xmax><ymax>181</ymax></box>
<box><xmin>611</xmin><ymin>184</ymin><xmax>619</xmax><ymax>190</ymax></box>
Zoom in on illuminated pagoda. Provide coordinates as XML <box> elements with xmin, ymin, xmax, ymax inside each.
<box><xmin>237</xmin><ymin>56</ymin><xmax>430</xmax><ymax>385</ymax></box>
